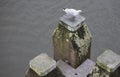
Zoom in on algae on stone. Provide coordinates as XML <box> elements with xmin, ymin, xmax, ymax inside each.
<box><xmin>88</xmin><ymin>50</ymin><xmax>120</xmax><ymax>77</ymax></box>
<box><xmin>53</xmin><ymin>21</ymin><xmax>92</xmax><ymax>68</ymax></box>
<box><xmin>29</xmin><ymin>53</ymin><xmax>56</xmax><ymax>76</ymax></box>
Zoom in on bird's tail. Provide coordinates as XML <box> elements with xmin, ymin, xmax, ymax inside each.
<box><xmin>78</xmin><ymin>10</ymin><xmax>82</xmax><ymax>13</ymax></box>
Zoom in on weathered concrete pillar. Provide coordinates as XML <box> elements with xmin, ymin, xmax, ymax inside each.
<box><xmin>88</xmin><ymin>50</ymin><xmax>120</xmax><ymax>77</ymax></box>
<box><xmin>53</xmin><ymin>9</ymin><xmax>92</xmax><ymax>68</ymax></box>
<box><xmin>25</xmin><ymin>53</ymin><xmax>58</xmax><ymax>77</ymax></box>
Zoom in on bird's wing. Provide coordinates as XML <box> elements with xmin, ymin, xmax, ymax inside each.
<box><xmin>64</xmin><ymin>8</ymin><xmax>76</xmax><ymax>14</ymax></box>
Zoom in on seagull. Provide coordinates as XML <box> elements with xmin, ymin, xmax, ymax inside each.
<box><xmin>63</xmin><ymin>8</ymin><xmax>82</xmax><ymax>21</ymax></box>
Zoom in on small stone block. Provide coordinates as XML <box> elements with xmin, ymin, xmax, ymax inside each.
<box><xmin>57</xmin><ymin>59</ymin><xmax>95</xmax><ymax>77</ymax></box>
<box><xmin>97</xmin><ymin>50</ymin><xmax>120</xmax><ymax>72</ymax></box>
<box><xmin>60</xmin><ymin>15</ymin><xmax>85</xmax><ymax>31</ymax></box>
<box><xmin>57</xmin><ymin>60</ymin><xmax>75</xmax><ymax>76</ymax></box>
<box><xmin>29</xmin><ymin>53</ymin><xmax>56</xmax><ymax>76</ymax></box>
<box><xmin>76</xmin><ymin>59</ymin><xmax>95</xmax><ymax>77</ymax></box>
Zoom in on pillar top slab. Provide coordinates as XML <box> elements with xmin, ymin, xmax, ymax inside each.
<box><xmin>97</xmin><ymin>50</ymin><xmax>120</xmax><ymax>72</ymax></box>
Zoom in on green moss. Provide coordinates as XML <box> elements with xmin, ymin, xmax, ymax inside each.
<box><xmin>53</xmin><ymin>22</ymin><xmax>91</xmax><ymax>68</ymax></box>
<box><xmin>30</xmin><ymin>65</ymin><xmax>45</xmax><ymax>76</ymax></box>
<box><xmin>96</xmin><ymin>61</ymin><xmax>112</xmax><ymax>72</ymax></box>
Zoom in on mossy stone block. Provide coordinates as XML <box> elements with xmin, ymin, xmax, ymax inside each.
<box><xmin>29</xmin><ymin>53</ymin><xmax>56</xmax><ymax>76</ymax></box>
<box><xmin>89</xmin><ymin>50</ymin><xmax>120</xmax><ymax>77</ymax></box>
<box><xmin>53</xmin><ymin>21</ymin><xmax>91</xmax><ymax>68</ymax></box>
<box><xmin>97</xmin><ymin>50</ymin><xmax>120</xmax><ymax>72</ymax></box>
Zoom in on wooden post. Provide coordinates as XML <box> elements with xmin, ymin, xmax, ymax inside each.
<box><xmin>88</xmin><ymin>50</ymin><xmax>120</xmax><ymax>77</ymax></box>
<box><xmin>57</xmin><ymin>59</ymin><xmax>95</xmax><ymax>77</ymax></box>
<box><xmin>25</xmin><ymin>53</ymin><xmax>58</xmax><ymax>77</ymax></box>
<box><xmin>53</xmin><ymin>12</ymin><xmax>92</xmax><ymax>68</ymax></box>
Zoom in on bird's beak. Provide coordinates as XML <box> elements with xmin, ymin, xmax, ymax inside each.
<box><xmin>63</xmin><ymin>8</ymin><xmax>65</xmax><ymax>10</ymax></box>
<box><xmin>63</xmin><ymin>8</ymin><xmax>66</xmax><ymax>11</ymax></box>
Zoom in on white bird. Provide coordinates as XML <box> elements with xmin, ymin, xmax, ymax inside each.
<box><xmin>63</xmin><ymin>8</ymin><xmax>82</xmax><ymax>16</ymax></box>
<box><xmin>63</xmin><ymin>8</ymin><xmax>82</xmax><ymax>21</ymax></box>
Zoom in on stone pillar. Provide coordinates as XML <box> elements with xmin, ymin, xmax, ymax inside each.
<box><xmin>25</xmin><ymin>53</ymin><xmax>58</xmax><ymax>77</ymax></box>
<box><xmin>53</xmin><ymin>11</ymin><xmax>92</xmax><ymax>68</ymax></box>
<box><xmin>88</xmin><ymin>50</ymin><xmax>120</xmax><ymax>77</ymax></box>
